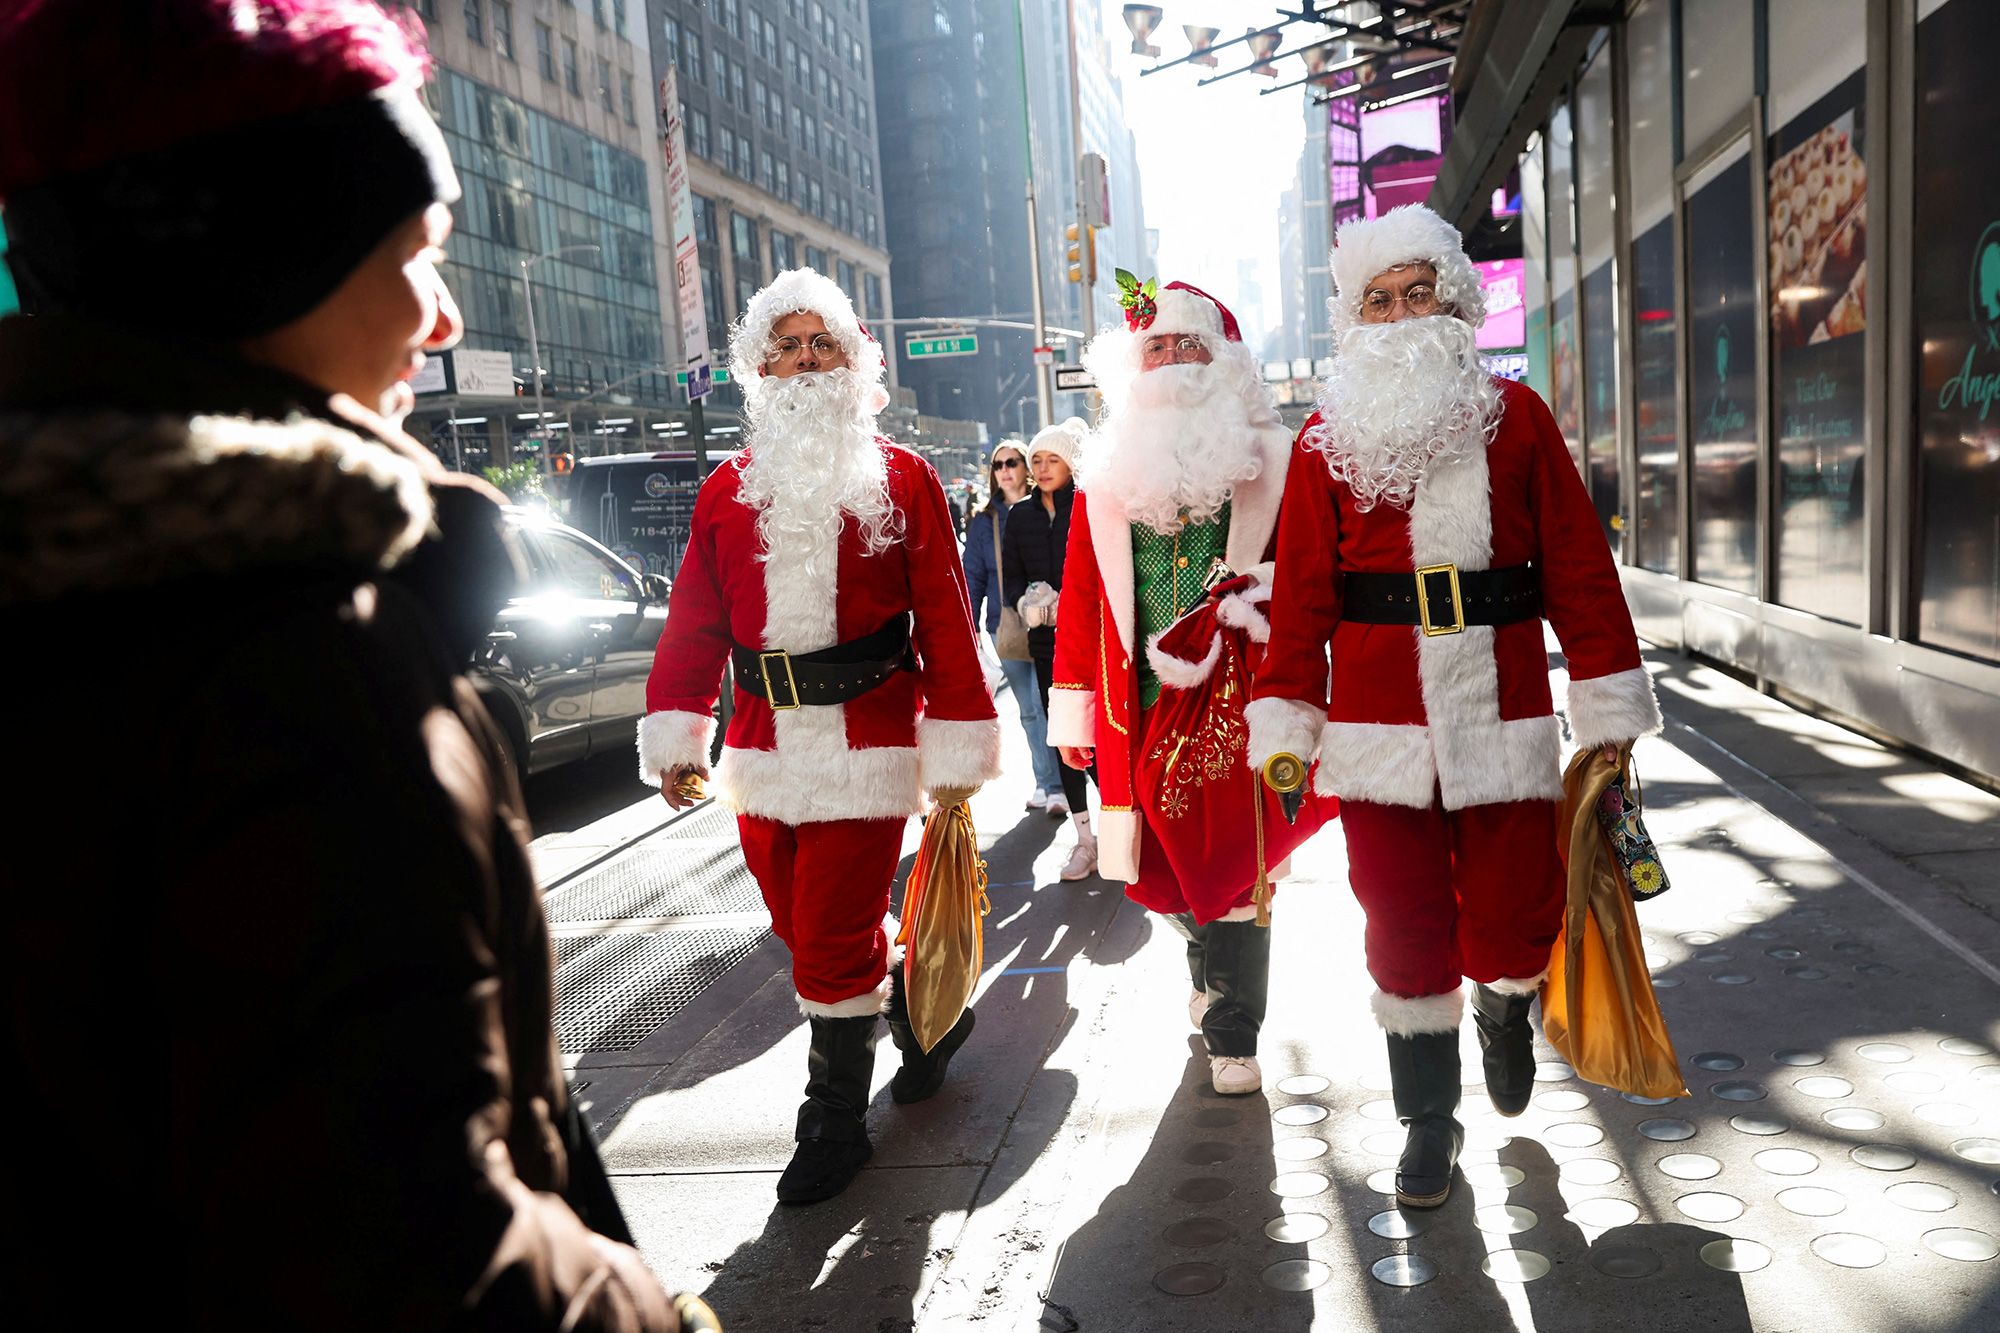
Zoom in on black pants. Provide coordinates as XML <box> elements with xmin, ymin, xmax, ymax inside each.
<box><xmin>1032</xmin><ymin>649</ymin><xmax>1093</xmax><ymax>812</ymax></box>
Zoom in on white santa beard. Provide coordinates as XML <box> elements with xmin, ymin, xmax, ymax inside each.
<box><xmin>1086</xmin><ymin>362</ymin><xmax>1267</xmax><ymax>534</ymax></box>
<box><xmin>738</xmin><ymin>368</ymin><xmax>900</xmax><ymax>632</ymax></box>
<box><xmin>1307</xmin><ymin>315</ymin><xmax>1500</xmax><ymax>513</ymax></box>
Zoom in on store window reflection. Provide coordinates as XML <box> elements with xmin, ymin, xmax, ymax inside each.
<box><xmin>1914</xmin><ymin>0</ymin><xmax>2000</xmax><ymax>662</ymax></box>
<box><xmin>1547</xmin><ymin>102</ymin><xmax>1584</xmax><ymax>477</ymax></box>
<box><xmin>1627</xmin><ymin>0</ymin><xmax>1678</xmax><ymax>574</ymax></box>
<box><xmin>1686</xmin><ymin>144</ymin><xmax>1759</xmax><ymax>595</ymax></box>
<box><xmin>1769</xmin><ymin>0</ymin><xmax>1868</xmax><ymax>623</ymax></box>
<box><xmin>1576</xmin><ymin>51</ymin><xmax>1619</xmax><ymax>548</ymax></box>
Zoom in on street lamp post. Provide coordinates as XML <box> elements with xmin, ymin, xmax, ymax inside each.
<box><xmin>518</xmin><ymin>244</ymin><xmax>600</xmax><ymax>459</ymax></box>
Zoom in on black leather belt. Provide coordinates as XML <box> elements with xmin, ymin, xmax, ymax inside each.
<box><xmin>1341</xmin><ymin>562</ymin><xmax>1542</xmax><ymax>636</ymax></box>
<box><xmin>732</xmin><ymin>616</ymin><xmax>915</xmax><ymax>709</ymax></box>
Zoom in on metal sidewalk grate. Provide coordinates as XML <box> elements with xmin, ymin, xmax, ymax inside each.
<box><xmin>547</xmin><ymin>801</ymin><xmax>772</xmax><ymax>1053</ymax></box>
<box><xmin>543</xmin><ymin>838</ymin><xmax>765</xmax><ymax>923</ymax></box>
<box><xmin>553</xmin><ymin>927</ymin><xmax>766</xmax><ymax>1052</ymax></box>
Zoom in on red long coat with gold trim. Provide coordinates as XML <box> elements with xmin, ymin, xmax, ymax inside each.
<box><xmin>1246</xmin><ymin>378</ymin><xmax>1661</xmax><ymax>807</ymax></box>
<box><xmin>1045</xmin><ymin>428</ymin><xmax>1302</xmax><ymax>888</ymax></box>
<box><xmin>637</xmin><ymin>442</ymin><xmax>1001</xmax><ymax>821</ymax></box>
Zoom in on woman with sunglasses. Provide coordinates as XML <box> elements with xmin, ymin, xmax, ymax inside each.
<box><xmin>961</xmin><ymin>442</ymin><xmax>1065</xmax><ymax>809</ymax></box>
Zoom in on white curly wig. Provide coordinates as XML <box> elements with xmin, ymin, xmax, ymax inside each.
<box><xmin>1328</xmin><ymin>205</ymin><xmax>1488</xmax><ymax>334</ymax></box>
<box><xmin>728</xmin><ymin>267</ymin><xmax>890</xmax><ymax>415</ymax></box>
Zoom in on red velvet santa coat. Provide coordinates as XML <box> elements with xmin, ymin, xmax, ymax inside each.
<box><xmin>638</xmin><ymin>442</ymin><xmax>1001</xmax><ymax>820</ymax></box>
<box><xmin>1248</xmin><ymin>377</ymin><xmax>1660</xmax><ymax>808</ymax></box>
<box><xmin>1044</xmin><ymin>429</ymin><xmax>1291</xmax><ymax>883</ymax></box>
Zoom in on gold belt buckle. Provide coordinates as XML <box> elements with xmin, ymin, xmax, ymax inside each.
<box><xmin>1415</xmin><ymin>563</ymin><xmax>1465</xmax><ymax>637</ymax></box>
<box><xmin>758</xmin><ymin>649</ymin><xmax>801</xmax><ymax>709</ymax></box>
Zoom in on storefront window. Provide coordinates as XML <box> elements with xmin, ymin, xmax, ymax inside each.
<box><xmin>1686</xmin><ymin>142</ymin><xmax>1759</xmax><ymax>595</ymax></box>
<box><xmin>1627</xmin><ymin>0</ymin><xmax>1678</xmax><ymax>574</ymax></box>
<box><xmin>1520</xmin><ymin>134</ymin><xmax>1551</xmax><ymax>405</ymax></box>
<box><xmin>1547</xmin><ymin>101</ymin><xmax>1584</xmax><ymax>477</ymax></box>
<box><xmin>1576</xmin><ymin>50</ymin><xmax>1619</xmax><ymax>547</ymax></box>
<box><xmin>1768</xmin><ymin>0</ymin><xmax>1869</xmax><ymax>623</ymax></box>
<box><xmin>1914</xmin><ymin>0</ymin><xmax>2000</xmax><ymax>662</ymax></box>
<box><xmin>1680</xmin><ymin>0</ymin><xmax>1753</xmax><ymax>157</ymax></box>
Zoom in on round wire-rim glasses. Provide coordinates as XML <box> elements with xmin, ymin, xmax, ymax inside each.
<box><xmin>1360</xmin><ymin>284</ymin><xmax>1443</xmax><ymax>321</ymax></box>
<box><xmin>765</xmin><ymin>333</ymin><xmax>844</xmax><ymax>365</ymax></box>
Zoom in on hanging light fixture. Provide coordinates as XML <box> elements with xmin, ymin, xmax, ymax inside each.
<box><xmin>1122</xmin><ymin>5</ymin><xmax>1165</xmax><ymax>57</ymax></box>
<box><xmin>1245</xmin><ymin>27</ymin><xmax>1283</xmax><ymax>77</ymax></box>
<box><xmin>1300</xmin><ymin>44</ymin><xmax>1337</xmax><ymax>87</ymax></box>
<box><xmin>1183</xmin><ymin>25</ymin><xmax>1221</xmax><ymax>67</ymax></box>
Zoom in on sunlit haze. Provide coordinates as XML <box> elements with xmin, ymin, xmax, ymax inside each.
<box><xmin>1100</xmin><ymin>7</ymin><xmax>1308</xmax><ymax>348</ymax></box>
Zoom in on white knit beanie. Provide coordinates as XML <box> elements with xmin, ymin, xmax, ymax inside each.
<box><xmin>1028</xmin><ymin>417</ymin><xmax>1088</xmax><ymax>471</ymax></box>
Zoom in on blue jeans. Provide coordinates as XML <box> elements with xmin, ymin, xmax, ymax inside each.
<box><xmin>1000</xmin><ymin>654</ymin><xmax>1063</xmax><ymax>794</ymax></box>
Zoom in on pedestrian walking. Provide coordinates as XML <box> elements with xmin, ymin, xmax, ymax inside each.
<box><xmin>962</xmin><ymin>440</ymin><xmax>1066</xmax><ymax>809</ymax></box>
<box><xmin>0</xmin><ymin>2</ymin><xmax>694</xmax><ymax>1327</ymax></box>
<box><xmin>1003</xmin><ymin>419</ymin><xmax>1098</xmax><ymax>877</ymax></box>
<box><xmin>1046</xmin><ymin>280</ymin><xmax>1338</xmax><ymax>1096</ymax></box>
<box><xmin>1248</xmin><ymin>205</ymin><xmax>1662</xmax><ymax>1208</ymax></box>
<box><xmin>640</xmin><ymin>268</ymin><xmax>1001</xmax><ymax>1205</ymax></box>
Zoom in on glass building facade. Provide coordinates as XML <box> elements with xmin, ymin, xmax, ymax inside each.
<box><xmin>429</xmin><ymin>69</ymin><xmax>671</xmax><ymax>406</ymax></box>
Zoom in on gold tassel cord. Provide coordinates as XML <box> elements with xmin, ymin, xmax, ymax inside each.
<box><xmin>1251</xmin><ymin>781</ymin><xmax>1273</xmax><ymax>927</ymax></box>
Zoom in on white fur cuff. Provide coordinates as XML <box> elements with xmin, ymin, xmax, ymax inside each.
<box><xmin>637</xmin><ymin>710</ymin><xmax>715</xmax><ymax>785</ymax></box>
<box><xmin>1566</xmin><ymin>666</ymin><xmax>1664</xmax><ymax>750</ymax></box>
<box><xmin>918</xmin><ymin>716</ymin><xmax>1004</xmax><ymax>790</ymax></box>
<box><xmin>1371</xmin><ymin>986</ymin><xmax>1466</xmax><ymax>1036</ymax></box>
<box><xmin>1214</xmin><ymin>585</ymin><xmax>1272</xmax><ymax>643</ymax></box>
<box><xmin>798</xmin><ymin>973</ymin><xmax>892</xmax><ymax>1018</ymax></box>
<box><xmin>1047</xmin><ymin>686</ymin><xmax>1096</xmax><ymax>748</ymax></box>
<box><xmin>1245</xmin><ymin>696</ymin><xmax>1324</xmax><ymax>776</ymax></box>
<box><xmin>1485</xmin><ymin>968</ymin><xmax>1548</xmax><ymax>996</ymax></box>
<box><xmin>1146</xmin><ymin>630</ymin><xmax>1222</xmax><ymax>690</ymax></box>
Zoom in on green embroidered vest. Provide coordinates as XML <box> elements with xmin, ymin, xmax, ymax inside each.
<box><xmin>1132</xmin><ymin>501</ymin><xmax>1231</xmax><ymax>708</ymax></box>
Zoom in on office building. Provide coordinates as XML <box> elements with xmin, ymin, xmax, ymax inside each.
<box><xmin>400</xmin><ymin>0</ymin><xmax>679</xmax><ymax>470</ymax></box>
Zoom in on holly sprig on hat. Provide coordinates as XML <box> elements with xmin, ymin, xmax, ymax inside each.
<box><xmin>1115</xmin><ymin>269</ymin><xmax>1158</xmax><ymax>330</ymax></box>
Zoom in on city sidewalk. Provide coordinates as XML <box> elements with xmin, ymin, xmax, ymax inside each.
<box><xmin>548</xmin><ymin>652</ymin><xmax>2000</xmax><ymax>1331</ymax></box>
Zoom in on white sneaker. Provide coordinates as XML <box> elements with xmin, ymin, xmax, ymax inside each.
<box><xmin>1060</xmin><ymin>838</ymin><xmax>1097</xmax><ymax>881</ymax></box>
<box><xmin>1026</xmin><ymin>787</ymin><xmax>1050</xmax><ymax>811</ymax></box>
<box><xmin>1188</xmin><ymin>990</ymin><xmax>1209</xmax><ymax>1031</ymax></box>
<box><xmin>1209</xmin><ymin>1054</ymin><xmax>1263</xmax><ymax>1096</ymax></box>
<box><xmin>1045</xmin><ymin>793</ymin><xmax>1071</xmax><ymax>818</ymax></box>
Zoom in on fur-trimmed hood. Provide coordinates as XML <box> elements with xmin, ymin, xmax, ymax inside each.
<box><xmin>0</xmin><ymin>408</ymin><xmax>434</xmax><ymax>607</ymax></box>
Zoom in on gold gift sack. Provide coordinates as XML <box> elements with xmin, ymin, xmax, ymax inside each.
<box><xmin>895</xmin><ymin>802</ymin><xmax>991</xmax><ymax>1052</ymax></box>
<box><xmin>1540</xmin><ymin>747</ymin><xmax>1689</xmax><ymax>1100</ymax></box>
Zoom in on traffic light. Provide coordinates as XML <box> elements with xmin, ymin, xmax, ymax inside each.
<box><xmin>1065</xmin><ymin>222</ymin><xmax>1096</xmax><ymax>285</ymax></box>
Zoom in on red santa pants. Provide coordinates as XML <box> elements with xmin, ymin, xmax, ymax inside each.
<box><xmin>737</xmin><ymin>815</ymin><xmax>905</xmax><ymax>1011</ymax></box>
<box><xmin>1339</xmin><ymin>798</ymin><xmax>1565</xmax><ymax>1000</ymax></box>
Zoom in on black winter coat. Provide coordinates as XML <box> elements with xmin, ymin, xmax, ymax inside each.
<box><xmin>1001</xmin><ymin>483</ymin><xmax>1076</xmax><ymax>659</ymax></box>
<box><xmin>0</xmin><ymin>315</ymin><xmax>677</xmax><ymax>1331</ymax></box>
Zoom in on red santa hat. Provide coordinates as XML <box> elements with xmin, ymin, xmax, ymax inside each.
<box><xmin>727</xmin><ymin>266</ymin><xmax>890</xmax><ymax>413</ymax></box>
<box><xmin>1081</xmin><ymin>277</ymin><xmax>1256</xmax><ymax>411</ymax></box>
<box><xmin>1328</xmin><ymin>204</ymin><xmax>1489</xmax><ymax>333</ymax></box>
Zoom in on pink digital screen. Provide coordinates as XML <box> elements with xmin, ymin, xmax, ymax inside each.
<box><xmin>1476</xmin><ymin>258</ymin><xmax>1525</xmax><ymax>351</ymax></box>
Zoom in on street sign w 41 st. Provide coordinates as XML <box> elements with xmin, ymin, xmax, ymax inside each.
<box><xmin>906</xmin><ymin>334</ymin><xmax>978</xmax><ymax>358</ymax></box>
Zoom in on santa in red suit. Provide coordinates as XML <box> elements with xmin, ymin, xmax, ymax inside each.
<box><xmin>638</xmin><ymin>268</ymin><xmax>1001</xmax><ymax>1205</ymax></box>
<box><xmin>1248</xmin><ymin>206</ymin><xmax>1661</xmax><ymax>1209</ymax></box>
<box><xmin>1048</xmin><ymin>280</ymin><xmax>1335</xmax><ymax>1097</ymax></box>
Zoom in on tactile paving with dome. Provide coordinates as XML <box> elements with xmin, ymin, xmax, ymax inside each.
<box><xmin>1073</xmin><ymin>779</ymin><xmax>2000</xmax><ymax>1328</ymax></box>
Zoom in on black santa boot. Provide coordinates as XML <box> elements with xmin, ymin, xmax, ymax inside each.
<box><xmin>1385</xmin><ymin>1028</ymin><xmax>1465</xmax><ymax>1209</ymax></box>
<box><xmin>884</xmin><ymin>967</ymin><xmax>976</xmax><ymax>1104</ymax></box>
<box><xmin>776</xmin><ymin>1013</ymin><xmax>879</xmax><ymax>1204</ymax></box>
<box><xmin>1470</xmin><ymin>982</ymin><xmax>1538</xmax><ymax>1117</ymax></box>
